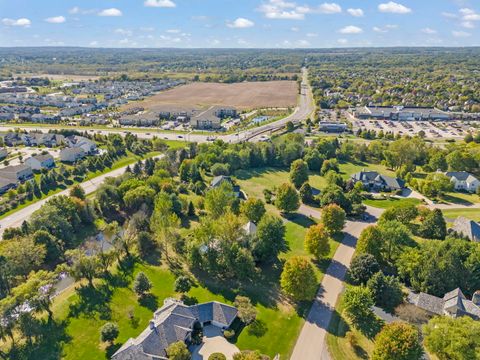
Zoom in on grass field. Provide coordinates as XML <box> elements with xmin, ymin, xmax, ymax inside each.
<box><xmin>363</xmin><ymin>197</ymin><xmax>422</xmax><ymax>209</ymax></box>
<box><xmin>442</xmin><ymin>208</ymin><xmax>480</xmax><ymax>221</ymax></box>
<box><xmin>327</xmin><ymin>291</ymin><xmax>375</xmax><ymax>360</ymax></box>
<box><xmin>121</xmin><ymin>81</ymin><xmax>297</xmax><ymax>112</ymax></box>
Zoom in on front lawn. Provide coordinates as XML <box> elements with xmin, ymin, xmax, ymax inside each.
<box><xmin>442</xmin><ymin>208</ymin><xmax>480</xmax><ymax>221</ymax></box>
<box><xmin>327</xmin><ymin>291</ymin><xmax>375</xmax><ymax>360</ymax></box>
<box><xmin>363</xmin><ymin>197</ymin><xmax>422</xmax><ymax>209</ymax></box>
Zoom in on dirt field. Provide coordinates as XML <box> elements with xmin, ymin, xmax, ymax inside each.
<box><xmin>122</xmin><ymin>80</ymin><xmax>297</xmax><ymax>111</ymax></box>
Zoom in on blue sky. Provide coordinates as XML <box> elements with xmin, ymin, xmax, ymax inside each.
<box><xmin>0</xmin><ymin>0</ymin><xmax>479</xmax><ymax>48</ymax></box>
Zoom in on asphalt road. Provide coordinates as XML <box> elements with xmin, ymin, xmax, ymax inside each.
<box><xmin>0</xmin><ymin>69</ymin><xmax>314</xmax><ymax>236</ymax></box>
<box><xmin>290</xmin><ymin>205</ymin><xmax>384</xmax><ymax>360</ymax></box>
<box><xmin>0</xmin><ymin>155</ymin><xmax>164</xmax><ymax>237</ymax></box>
<box><xmin>0</xmin><ymin>68</ymin><xmax>314</xmax><ymax>146</ymax></box>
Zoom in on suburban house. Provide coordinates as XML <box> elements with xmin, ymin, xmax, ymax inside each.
<box><xmin>0</xmin><ymin>148</ymin><xmax>7</xmax><ymax>160</ymax></box>
<box><xmin>60</xmin><ymin>147</ymin><xmax>86</xmax><ymax>163</ymax></box>
<box><xmin>210</xmin><ymin>175</ymin><xmax>241</xmax><ymax>197</ymax></box>
<box><xmin>0</xmin><ymin>177</ymin><xmax>17</xmax><ymax>194</ymax></box>
<box><xmin>408</xmin><ymin>288</ymin><xmax>480</xmax><ymax>320</ymax></box>
<box><xmin>65</xmin><ymin>136</ymin><xmax>97</xmax><ymax>154</ymax></box>
<box><xmin>0</xmin><ymin>133</ymin><xmax>23</xmax><ymax>146</ymax></box>
<box><xmin>0</xmin><ymin>164</ymin><xmax>33</xmax><ymax>182</ymax></box>
<box><xmin>450</xmin><ymin>217</ymin><xmax>480</xmax><ymax>242</ymax></box>
<box><xmin>111</xmin><ymin>298</ymin><xmax>237</xmax><ymax>360</ymax></box>
<box><xmin>25</xmin><ymin>154</ymin><xmax>55</xmax><ymax>171</ymax></box>
<box><xmin>444</xmin><ymin>171</ymin><xmax>480</xmax><ymax>193</ymax></box>
<box><xmin>351</xmin><ymin>171</ymin><xmax>405</xmax><ymax>192</ymax></box>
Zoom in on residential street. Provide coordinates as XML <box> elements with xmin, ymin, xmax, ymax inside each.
<box><xmin>0</xmin><ymin>155</ymin><xmax>164</xmax><ymax>238</ymax></box>
<box><xmin>290</xmin><ymin>205</ymin><xmax>384</xmax><ymax>360</ymax></box>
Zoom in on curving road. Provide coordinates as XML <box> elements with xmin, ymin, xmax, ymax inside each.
<box><xmin>290</xmin><ymin>205</ymin><xmax>384</xmax><ymax>360</ymax></box>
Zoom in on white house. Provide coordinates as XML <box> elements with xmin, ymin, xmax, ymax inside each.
<box><xmin>445</xmin><ymin>171</ymin><xmax>480</xmax><ymax>193</ymax></box>
<box><xmin>0</xmin><ymin>164</ymin><xmax>33</xmax><ymax>182</ymax></box>
<box><xmin>65</xmin><ymin>135</ymin><xmax>97</xmax><ymax>154</ymax></box>
<box><xmin>25</xmin><ymin>154</ymin><xmax>55</xmax><ymax>170</ymax></box>
<box><xmin>60</xmin><ymin>147</ymin><xmax>85</xmax><ymax>163</ymax></box>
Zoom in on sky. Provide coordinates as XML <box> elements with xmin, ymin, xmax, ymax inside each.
<box><xmin>0</xmin><ymin>0</ymin><xmax>479</xmax><ymax>48</ymax></box>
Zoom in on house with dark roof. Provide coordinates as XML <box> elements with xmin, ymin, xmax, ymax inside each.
<box><xmin>210</xmin><ymin>175</ymin><xmax>241</xmax><ymax>197</ymax></box>
<box><xmin>351</xmin><ymin>171</ymin><xmax>405</xmax><ymax>192</ymax></box>
<box><xmin>111</xmin><ymin>298</ymin><xmax>237</xmax><ymax>360</ymax></box>
<box><xmin>450</xmin><ymin>217</ymin><xmax>480</xmax><ymax>242</ymax></box>
<box><xmin>445</xmin><ymin>171</ymin><xmax>480</xmax><ymax>193</ymax></box>
<box><xmin>408</xmin><ymin>288</ymin><xmax>480</xmax><ymax>320</ymax></box>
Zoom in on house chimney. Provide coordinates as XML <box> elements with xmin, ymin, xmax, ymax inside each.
<box><xmin>473</xmin><ymin>291</ymin><xmax>480</xmax><ymax>306</ymax></box>
<box><xmin>149</xmin><ymin>321</ymin><xmax>155</xmax><ymax>330</ymax></box>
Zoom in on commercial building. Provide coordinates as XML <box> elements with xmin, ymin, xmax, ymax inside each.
<box><xmin>352</xmin><ymin>106</ymin><xmax>451</xmax><ymax>121</ymax></box>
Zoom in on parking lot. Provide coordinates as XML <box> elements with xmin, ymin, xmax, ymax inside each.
<box><xmin>352</xmin><ymin>119</ymin><xmax>480</xmax><ymax>139</ymax></box>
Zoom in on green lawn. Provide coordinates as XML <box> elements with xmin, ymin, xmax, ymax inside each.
<box><xmin>442</xmin><ymin>208</ymin><xmax>480</xmax><ymax>221</ymax></box>
<box><xmin>440</xmin><ymin>191</ymin><xmax>479</xmax><ymax>206</ymax></box>
<box><xmin>363</xmin><ymin>197</ymin><xmax>422</xmax><ymax>209</ymax></box>
<box><xmin>327</xmin><ymin>291</ymin><xmax>375</xmax><ymax>360</ymax></box>
<box><xmin>38</xmin><ymin>162</ymin><xmax>361</xmax><ymax>360</ymax></box>
<box><xmin>0</xmin><ymin>144</ymin><xmax>185</xmax><ymax>221</ymax></box>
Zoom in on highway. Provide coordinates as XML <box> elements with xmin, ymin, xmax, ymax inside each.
<box><xmin>0</xmin><ymin>69</ymin><xmax>314</xmax><ymax>235</ymax></box>
<box><xmin>0</xmin><ymin>68</ymin><xmax>314</xmax><ymax>145</ymax></box>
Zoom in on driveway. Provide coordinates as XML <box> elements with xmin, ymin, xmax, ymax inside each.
<box><xmin>191</xmin><ymin>325</ymin><xmax>239</xmax><ymax>360</ymax></box>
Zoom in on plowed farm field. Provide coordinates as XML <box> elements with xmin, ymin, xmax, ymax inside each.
<box><xmin>122</xmin><ymin>80</ymin><xmax>297</xmax><ymax>111</ymax></box>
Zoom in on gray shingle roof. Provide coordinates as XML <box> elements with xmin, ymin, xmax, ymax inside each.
<box><xmin>446</xmin><ymin>171</ymin><xmax>478</xmax><ymax>183</ymax></box>
<box><xmin>452</xmin><ymin>217</ymin><xmax>480</xmax><ymax>242</ymax></box>
<box><xmin>112</xmin><ymin>299</ymin><xmax>237</xmax><ymax>360</ymax></box>
<box><xmin>351</xmin><ymin>171</ymin><xmax>405</xmax><ymax>189</ymax></box>
<box><xmin>408</xmin><ymin>288</ymin><xmax>480</xmax><ymax>320</ymax></box>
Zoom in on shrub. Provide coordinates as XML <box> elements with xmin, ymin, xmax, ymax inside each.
<box><xmin>223</xmin><ymin>329</ymin><xmax>235</xmax><ymax>340</ymax></box>
<box><xmin>209</xmin><ymin>353</ymin><xmax>227</xmax><ymax>360</ymax></box>
<box><xmin>100</xmin><ymin>322</ymin><xmax>119</xmax><ymax>344</ymax></box>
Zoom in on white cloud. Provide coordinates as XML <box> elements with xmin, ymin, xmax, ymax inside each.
<box><xmin>297</xmin><ymin>39</ymin><xmax>310</xmax><ymax>47</ymax></box>
<box><xmin>144</xmin><ymin>0</ymin><xmax>176</xmax><ymax>8</ymax></box>
<box><xmin>373</xmin><ymin>24</ymin><xmax>397</xmax><ymax>33</ymax></box>
<box><xmin>69</xmin><ymin>7</ymin><xmax>95</xmax><ymax>15</ymax></box>
<box><xmin>258</xmin><ymin>0</ymin><xmax>307</xmax><ymax>20</ymax></box>
<box><xmin>114</xmin><ymin>28</ymin><xmax>132</xmax><ymax>36</ymax></box>
<box><xmin>166</xmin><ymin>29</ymin><xmax>181</xmax><ymax>33</ymax></box>
<box><xmin>462</xmin><ymin>21</ymin><xmax>475</xmax><ymax>29</ymax></box>
<box><xmin>339</xmin><ymin>25</ymin><xmax>363</xmax><ymax>34</ymax></box>
<box><xmin>347</xmin><ymin>8</ymin><xmax>364</xmax><ymax>17</ymax></box>
<box><xmin>421</xmin><ymin>27</ymin><xmax>437</xmax><ymax>34</ymax></box>
<box><xmin>2</xmin><ymin>18</ymin><xmax>31</xmax><ymax>27</ymax></box>
<box><xmin>441</xmin><ymin>12</ymin><xmax>457</xmax><ymax>19</ymax></box>
<box><xmin>460</xmin><ymin>8</ymin><xmax>480</xmax><ymax>21</ymax></box>
<box><xmin>291</xmin><ymin>26</ymin><xmax>299</xmax><ymax>32</ymax></box>
<box><xmin>258</xmin><ymin>1</ymin><xmax>341</xmax><ymax>20</ymax></box>
<box><xmin>378</xmin><ymin>2</ymin><xmax>411</xmax><ymax>14</ymax></box>
<box><xmin>317</xmin><ymin>3</ymin><xmax>342</xmax><ymax>14</ymax></box>
<box><xmin>452</xmin><ymin>30</ymin><xmax>471</xmax><ymax>37</ymax></box>
<box><xmin>45</xmin><ymin>16</ymin><xmax>66</xmax><ymax>24</ymax></box>
<box><xmin>306</xmin><ymin>32</ymin><xmax>318</xmax><ymax>37</ymax></box>
<box><xmin>227</xmin><ymin>18</ymin><xmax>255</xmax><ymax>28</ymax></box>
<box><xmin>140</xmin><ymin>27</ymin><xmax>155</xmax><ymax>32</ymax></box>
<box><xmin>98</xmin><ymin>8</ymin><xmax>122</xmax><ymax>17</ymax></box>
<box><xmin>337</xmin><ymin>38</ymin><xmax>348</xmax><ymax>44</ymax></box>
<box><xmin>90</xmin><ymin>41</ymin><xmax>99</xmax><ymax>46</ymax></box>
